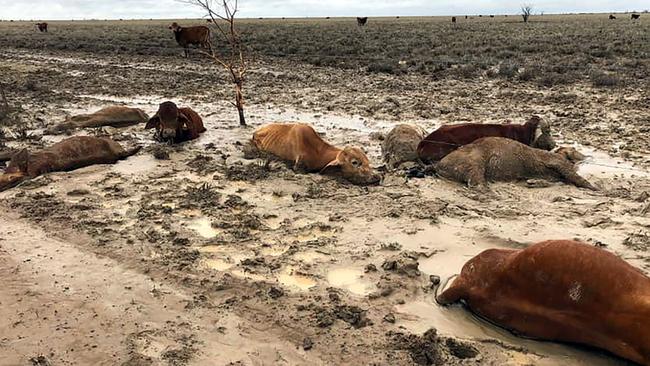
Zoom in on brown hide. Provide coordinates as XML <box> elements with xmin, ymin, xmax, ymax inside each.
<box><xmin>252</xmin><ymin>123</ymin><xmax>380</xmax><ymax>185</ymax></box>
<box><xmin>417</xmin><ymin>116</ymin><xmax>555</xmax><ymax>162</ymax></box>
<box><xmin>169</xmin><ymin>22</ymin><xmax>212</xmax><ymax>57</ymax></box>
<box><xmin>146</xmin><ymin>102</ymin><xmax>206</xmax><ymax>143</ymax></box>
<box><xmin>435</xmin><ymin>137</ymin><xmax>594</xmax><ymax>190</ymax></box>
<box><xmin>437</xmin><ymin>240</ymin><xmax>650</xmax><ymax>365</ymax></box>
<box><xmin>46</xmin><ymin>106</ymin><xmax>149</xmax><ymax>134</ymax></box>
<box><xmin>0</xmin><ymin>136</ymin><xmax>140</xmax><ymax>191</ymax></box>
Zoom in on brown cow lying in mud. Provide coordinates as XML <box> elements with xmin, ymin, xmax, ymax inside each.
<box><xmin>46</xmin><ymin>106</ymin><xmax>149</xmax><ymax>134</ymax></box>
<box><xmin>252</xmin><ymin>123</ymin><xmax>380</xmax><ymax>185</ymax></box>
<box><xmin>435</xmin><ymin>137</ymin><xmax>595</xmax><ymax>190</ymax></box>
<box><xmin>382</xmin><ymin>124</ymin><xmax>427</xmax><ymax>169</ymax></box>
<box><xmin>417</xmin><ymin>116</ymin><xmax>555</xmax><ymax>162</ymax></box>
<box><xmin>0</xmin><ymin>136</ymin><xmax>141</xmax><ymax>192</ymax></box>
<box><xmin>145</xmin><ymin>101</ymin><xmax>206</xmax><ymax>143</ymax></box>
<box><xmin>436</xmin><ymin>240</ymin><xmax>650</xmax><ymax>365</ymax></box>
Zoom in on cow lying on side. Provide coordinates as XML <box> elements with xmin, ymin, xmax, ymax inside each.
<box><xmin>381</xmin><ymin>124</ymin><xmax>427</xmax><ymax>169</ymax></box>
<box><xmin>436</xmin><ymin>240</ymin><xmax>650</xmax><ymax>365</ymax></box>
<box><xmin>417</xmin><ymin>116</ymin><xmax>555</xmax><ymax>162</ymax></box>
<box><xmin>46</xmin><ymin>106</ymin><xmax>149</xmax><ymax>134</ymax></box>
<box><xmin>169</xmin><ymin>22</ymin><xmax>212</xmax><ymax>58</ymax></box>
<box><xmin>435</xmin><ymin>137</ymin><xmax>595</xmax><ymax>190</ymax></box>
<box><xmin>252</xmin><ymin>123</ymin><xmax>380</xmax><ymax>185</ymax></box>
<box><xmin>145</xmin><ymin>101</ymin><xmax>206</xmax><ymax>143</ymax></box>
<box><xmin>0</xmin><ymin>136</ymin><xmax>141</xmax><ymax>192</ymax></box>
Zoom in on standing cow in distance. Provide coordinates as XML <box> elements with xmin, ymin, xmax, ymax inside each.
<box><xmin>169</xmin><ymin>22</ymin><xmax>212</xmax><ymax>58</ymax></box>
<box><xmin>357</xmin><ymin>17</ymin><xmax>368</xmax><ymax>26</ymax></box>
<box><xmin>609</xmin><ymin>14</ymin><xmax>617</xmax><ymax>19</ymax></box>
<box><xmin>35</xmin><ymin>22</ymin><xmax>48</xmax><ymax>32</ymax></box>
<box><xmin>451</xmin><ymin>16</ymin><xmax>457</xmax><ymax>23</ymax></box>
<box><xmin>631</xmin><ymin>13</ymin><xmax>641</xmax><ymax>20</ymax></box>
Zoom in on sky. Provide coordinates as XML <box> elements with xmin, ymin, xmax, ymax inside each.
<box><xmin>0</xmin><ymin>0</ymin><xmax>647</xmax><ymax>20</ymax></box>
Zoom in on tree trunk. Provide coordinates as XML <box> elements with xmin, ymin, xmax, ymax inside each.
<box><xmin>235</xmin><ymin>81</ymin><xmax>246</xmax><ymax>126</ymax></box>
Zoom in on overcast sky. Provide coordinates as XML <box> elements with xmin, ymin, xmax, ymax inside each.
<box><xmin>0</xmin><ymin>0</ymin><xmax>647</xmax><ymax>20</ymax></box>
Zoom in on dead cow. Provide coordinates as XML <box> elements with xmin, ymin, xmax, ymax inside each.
<box><xmin>435</xmin><ymin>137</ymin><xmax>595</xmax><ymax>190</ymax></box>
<box><xmin>0</xmin><ymin>136</ymin><xmax>141</xmax><ymax>192</ymax></box>
<box><xmin>436</xmin><ymin>240</ymin><xmax>650</xmax><ymax>365</ymax></box>
<box><xmin>46</xmin><ymin>106</ymin><xmax>149</xmax><ymax>134</ymax></box>
<box><xmin>35</xmin><ymin>22</ymin><xmax>48</xmax><ymax>32</ymax></box>
<box><xmin>381</xmin><ymin>124</ymin><xmax>427</xmax><ymax>169</ymax></box>
<box><xmin>145</xmin><ymin>101</ymin><xmax>206</xmax><ymax>143</ymax></box>
<box><xmin>252</xmin><ymin>123</ymin><xmax>380</xmax><ymax>185</ymax></box>
<box><xmin>169</xmin><ymin>22</ymin><xmax>212</xmax><ymax>57</ymax></box>
<box><xmin>417</xmin><ymin>116</ymin><xmax>555</xmax><ymax>162</ymax></box>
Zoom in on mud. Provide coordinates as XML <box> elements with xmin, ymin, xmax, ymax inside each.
<box><xmin>1</xmin><ymin>27</ymin><xmax>649</xmax><ymax>365</ymax></box>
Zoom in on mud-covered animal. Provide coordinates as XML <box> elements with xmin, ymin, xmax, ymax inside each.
<box><xmin>145</xmin><ymin>101</ymin><xmax>206</xmax><ymax>143</ymax></box>
<box><xmin>35</xmin><ymin>22</ymin><xmax>48</xmax><ymax>32</ymax></box>
<box><xmin>0</xmin><ymin>136</ymin><xmax>141</xmax><ymax>191</ymax></box>
<box><xmin>435</xmin><ymin>137</ymin><xmax>595</xmax><ymax>190</ymax></box>
<box><xmin>436</xmin><ymin>240</ymin><xmax>650</xmax><ymax>365</ymax></box>
<box><xmin>169</xmin><ymin>22</ymin><xmax>212</xmax><ymax>58</ymax></box>
<box><xmin>46</xmin><ymin>106</ymin><xmax>149</xmax><ymax>134</ymax></box>
<box><xmin>357</xmin><ymin>17</ymin><xmax>368</xmax><ymax>26</ymax></box>
<box><xmin>554</xmin><ymin>146</ymin><xmax>586</xmax><ymax>163</ymax></box>
<box><xmin>417</xmin><ymin>116</ymin><xmax>555</xmax><ymax>162</ymax></box>
<box><xmin>252</xmin><ymin>123</ymin><xmax>380</xmax><ymax>185</ymax></box>
<box><xmin>381</xmin><ymin>124</ymin><xmax>427</xmax><ymax>169</ymax></box>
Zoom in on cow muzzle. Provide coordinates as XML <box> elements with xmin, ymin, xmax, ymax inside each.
<box><xmin>160</xmin><ymin>128</ymin><xmax>177</xmax><ymax>140</ymax></box>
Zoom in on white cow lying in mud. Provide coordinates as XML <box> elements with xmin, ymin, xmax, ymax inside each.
<box><xmin>46</xmin><ymin>106</ymin><xmax>149</xmax><ymax>134</ymax></box>
<box><xmin>435</xmin><ymin>137</ymin><xmax>596</xmax><ymax>190</ymax></box>
<box><xmin>251</xmin><ymin>123</ymin><xmax>381</xmax><ymax>185</ymax></box>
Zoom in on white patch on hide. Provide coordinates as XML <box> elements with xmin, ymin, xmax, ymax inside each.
<box><xmin>568</xmin><ymin>282</ymin><xmax>582</xmax><ymax>302</ymax></box>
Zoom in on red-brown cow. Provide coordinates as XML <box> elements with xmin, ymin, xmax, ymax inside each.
<box><xmin>35</xmin><ymin>22</ymin><xmax>48</xmax><ymax>32</ymax></box>
<box><xmin>252</xmin><ymin>123</ymin><xmax>380</xmax><ymax>185</ymax></box>
<box><xmin>436</xmin><ymin>240</ymin><xmax>650</xmax><ymax>365</ymax></box>
<box><xmin>0</xmin><ymin>136</ymin><xmax>141</xmax><ymax>192</ymax></box>
<box><xmin>169</xmin><ymin>22</ymin><xmax>212</xmax><ymax>58</ymax></box>
<box><xmin>145</xmin><ymin>101</ymin><xmax>206</xmax><ymax>143</ymax></box>
<box><xmin>417</xmin><ymin>116</ymin><xmax>555</xmax><ymax>162</ymax></box>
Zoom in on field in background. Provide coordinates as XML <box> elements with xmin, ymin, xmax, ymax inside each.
<box><xmin>1</xmin><ymin>15</ymin><xmax>648</xmax><ymax>87</ymax></box>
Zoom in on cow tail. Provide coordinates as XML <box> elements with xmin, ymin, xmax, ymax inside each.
<box><xmin>434</xmin><ymin>273</ymin><xmax>459</xmax><ymax>305</ymax></box>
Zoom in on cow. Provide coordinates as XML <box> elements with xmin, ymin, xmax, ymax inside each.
<box><xmin>169</xmin><ymin>22</ymin><xmax>212</xmax><ymax>58</ymax></box>
<box><xmin>609</xmin><ymin>14</ymin><xmax>617</xmax><ymax>20</ymax></box>
<box><xmin>45</xmin><ymin>106</ymin><xmax>149</xmax><ymax>135</ymax></box>
<box><xmin>417</xmin><ymin>115</ymin><xmax>555</xmax><ymax>163</ymax></box>
<box><xmin>251</xmin><ymin>123</ymin><xmax>380</xmax><ymax>185</ymax></box>
<box><xmin>435</xmin><ymin>137</ymin><xmax>595</xmax><ymax>190</ymax></box>
<box><xmin>357</xmin><ymin>17</ymin><xmax>368</xmax><ymax>26</ymax></box>
<box><xmin>451</xmin><ymin>16</ymin><xmax>456</xmax><ymax>23</ymax></box>
<box><xmin>436</xmin><ymin>240</ymin><xmax>650</xmax><ymax>365</ymax></box>
<box><xmin>145</xmin><ymin>101</ymin><xmax>206</xmax><ymax>143</ymax></box>
<box><xmin>35</xmin><ymin>22</ymin><xmax>48</xmax><ymax>32</ymax></box>
<box><xmin>631</xmin><ymin>13</ymin><xmax>641</xmax><ymax>20</ymax></box>
<box><xmin>0</xmin><ymin>136</ymin><xmax>141</xmax><ymax>192</ymax></box>
<box><xmin>381</xmin><ymin>124</ymin><xmax>427</xmax><ymax>169</ymax></box>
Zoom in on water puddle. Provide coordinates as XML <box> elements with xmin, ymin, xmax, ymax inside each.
<box><xmin>277</xmin><ymin>266</ymin><xmax>317</xmax><ymax>291</ymax></box>
<box><xmin>112</xmin><ymin>154</ymin><xmax>158</xmax><ymax>175</ymax></box>
<box><xmin>187</xmin><ymin>217</ymin><xmax>221</xmax><ymax>239</ymax></box>
<box><xmin>326</xmin><ymin>267</ymin><xmax>375</xmax><ymax>296</ymax></box>
<box><xmin>395</xmin><ymin>300</ymin><xmax>623</xmax><ymax>365</ymax></box>
<box><xmin>230</xmin><ymin>269</ymin><xmax>267</xmax><ymax>282</ymax></box>
<box><xmin>571</xmin><ymin>145</ymin><xmax>650</xmax><ymax>179</ymax></box>
<box><xmin>293</xmin><ymin>251</ymin><xmax>328</xmax><ymax>263</ymax></box>
<box><xmin>202</xmin><ymin>258</ymin><xmax>234</xmax><ymax>271</ymax></box>
<box><xmin>259</xmin><ymin>245</ymin><xmax>288</xmax><ymax>256</ymax></box>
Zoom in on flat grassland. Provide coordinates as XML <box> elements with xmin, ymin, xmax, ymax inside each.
<box><xmin>0</xmin><ymin>14</ymin><xmax>649</xmax><ymax>366</ymax></box>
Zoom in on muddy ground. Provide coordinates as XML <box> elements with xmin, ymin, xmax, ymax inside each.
<box><xmin>1</xmin><ymin>16</ymin><xmax>650</xmax><ymax>366</ymax></box>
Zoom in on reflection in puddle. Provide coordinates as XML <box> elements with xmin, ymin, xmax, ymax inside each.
<box><xmin>113</xmin><ymin>154</ymin><xmax>158</xmax><ymax>175</ymax></box>
<box><xmin>326</xmin><ymin>267</ymin><xmax>374</xmax><ymax>295</ymax></box>
<box><xmin>188</xmin><ymin>217</ymin><xmax>221</xmax><ymax>239</ymax></box>
<box><xmin>278</xmin><ymin>267</ymin><xmax>316</xmax><ymax>291</ymax></box>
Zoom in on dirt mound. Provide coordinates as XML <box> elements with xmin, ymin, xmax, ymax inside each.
<box><xmin>388</xmin><ymin>328</ymin><xmax>479</xmax><ymax>365</ymax></box>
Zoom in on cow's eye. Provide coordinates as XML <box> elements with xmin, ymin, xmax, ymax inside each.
<box><xmin>351</xmin><ymin>159</ymin><xmax>361</xmax><ymax>168</ymax></box>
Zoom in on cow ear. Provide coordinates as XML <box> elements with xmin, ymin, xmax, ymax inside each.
<box><xmin>320</xmin><ymin>152</ymin><xmax>345</xmax><ymax>175</ymax></box>
<box><xmin>145</xmin><ymin>115</ymin><xmax>160</xmax><ymax>129</ymax></box>
<box><xmin>11</xmin><ymin>149</ymin><xmax>30</xmax><ymax>172</ymax></box>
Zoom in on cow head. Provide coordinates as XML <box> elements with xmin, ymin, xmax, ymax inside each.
<box><xmin>320</xmin><ymin>147</ymin><xmax>381</xmax><ymax>185</ymax></box>
<box><xmin>146</xmin><ymin>101</ymin><xmax>190</xmax><ymax>142</ymax></box>
<box><xmin>555</xmin><ymin>147</ymin><xmax>586</xmax><ymax>164</ymax></box>
<box><xmin>0</xmin><ymin>149</ymin><xmax>29</xmax><ymax>192</ymax></box>
<box><xmin>169</xmin><ymin>22</ymin><xmax>182</xmax><ymax>32</ymax></box>
<box><xmin>530</xmin><ymin>116</ymin><xmax>556</xmax><ymax>150</ymax></box>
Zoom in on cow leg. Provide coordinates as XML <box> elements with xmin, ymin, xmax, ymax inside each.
<box><xmin>547</xmin><ymin>161</ymin><xmax>596</xmax><ymax>190</ymax></box>
<box><xmin>293</xmin><ymin>156</ymin><xmax>305</xmax><ymax>172</ymax></box>
<box><xmin>184</xmin><ymin>47</ymin><xmax>189</xmax><ymax>58</ymax></box>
